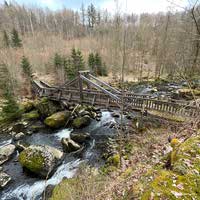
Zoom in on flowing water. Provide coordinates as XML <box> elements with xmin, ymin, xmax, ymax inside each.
<box><xmin>0</xmin><ymin>111</ymin><xmax>120</xmax><ymax>200</ymax></box>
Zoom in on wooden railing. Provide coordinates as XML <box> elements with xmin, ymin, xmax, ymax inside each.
<box><xmin>31</xmin><ymin>73</ymin><xmax>200</xmax><ymax>118</ymax></box>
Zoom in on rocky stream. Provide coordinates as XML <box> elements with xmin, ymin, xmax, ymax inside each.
<box><xmin>0</xmin><ymin>80</ymin><xmax>199</xmax><ymax>200</ymax></box>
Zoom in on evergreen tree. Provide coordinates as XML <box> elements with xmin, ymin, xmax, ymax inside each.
<box><xmin>88</xmin><ymin>52</ymin><xmax>108</xmax><ymax>76</ymax></box>
<box><xmin>76</xmin><ymin>49</ymin><xmax>85</xmax><ymax>72</ymax></box>
<box><xmin>71</xmin><ymin>48</ymin><xmax>84</xmax><ymax>73</ymax></box>
<box><xmin>54</xmin><ymin>53</ymin><xmax>63</xmax><ymax>70</ymax></box>
<box><xmin>87</xmin><ymin>4</ymin><xmax>96</xmax><ymax>28</ymax></box>
<box><xmin>64</xmin><ymin>58</ymin><xmax>75</xmax><ymax>80</ymax></box>
<box><xmin>21</xmin><ymin>56</ymin><xmax>32</xmax><ymax>79</ymax></box>
<box><xmin>95</xmin><ymin>53</ymin><xmax>102</xmax><ymax>75</ymax></box>
<box><xmin>0</xmin><ymin>64</ymin><xmax>20</xmax><ymax>121</ymax></box>
<box><xmin>2</xmin><ymin>30</ymin><xmax>9</xmax><ymax>47</ymax></box>
<box><xmin>88</xmin><ymin>53</ymin><xmax>95</xmax><ymax>73</ymax></box>
<box><xmin>11</xmin><ymin>28</ymin><xmax>22</xmax><ymax>48</ymax></box>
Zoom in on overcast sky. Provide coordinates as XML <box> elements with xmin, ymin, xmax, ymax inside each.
<box><xmin>0</xmin><ymin>0</ymin><xmax>189</xmax><ymax>14</ymax></box>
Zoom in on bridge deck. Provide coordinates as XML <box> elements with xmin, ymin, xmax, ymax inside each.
<box><xmin>31</xmin><ymin>72</ymin><xmax>200</xmax><ymax>118</ymax></box>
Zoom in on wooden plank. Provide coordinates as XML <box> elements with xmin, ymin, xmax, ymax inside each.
<box><xmin>88</xmin><ymin>74</ymin><xmax>121</xmax><ymax>94</ymax></box>
<box><xmin>80</xmin><ymin>75</ymin><xmax>120</xmax><ymax>101</ymax></box>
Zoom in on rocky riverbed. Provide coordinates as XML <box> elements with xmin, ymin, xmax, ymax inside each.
<box><xmin>0</xmin><ymin>97</ymin><xmax>137</xmax><ymax>200</ymax></box>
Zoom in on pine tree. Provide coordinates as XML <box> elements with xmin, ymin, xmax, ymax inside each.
<box><xmin>76</xmin><ymin>49</ymin><xmax>85</xmax><ymax>72</ymax></box>
<box><xmin>11</xmin><ymin>28</ymin><xmax>22</xmax><ymax>48</ymax></box>
<box><xmin>95</xmin><ymin>53</ymin><xmax>103</xmax><ymax>75</ymax></box>
<box><xmin>87</xmin><ymin>4</ymin><xmax>96</xmax><ymax>28</ymax></box>
<box><xmin>21</xmin><ymin>56</ymin><xmax>32</xmax><ymax>79</ymax></box>
<box><xmin>88</xmin><ymin>53</ymin><xmax>95</xmax><ymax>73</ymax></box>
<box><xmin>64</xmin><ymin>58</ymin><xmax>75</xmax><ymax>80</ymax></box>
<box><xmin>2</xmin><ymin>30</ymin><xmax>9</xmax><ymax>47</ymax></box>
<box><xmin>0</xmin><ymin>64</ymin><xmax>20</xmax><ymax>121</ymax></box>
<box><xmin>71</xmin><ymin>48</ymin><xmax>85</xmax><ymax>74</ymax></box>
<box><xmin>54</xmin><ymin>53</ymin><xmax>63</xmax><ymax>70</ymax></box>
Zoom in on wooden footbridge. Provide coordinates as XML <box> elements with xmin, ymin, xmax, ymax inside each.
<box><xmin>32</xmin><ymin>71</ymin><xmax>199</xmax><ymax>118</ymax></box>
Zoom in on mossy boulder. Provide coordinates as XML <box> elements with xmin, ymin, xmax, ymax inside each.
<box><xmin>35</xmin><ymin>98</ymin><xmax>61</xmax><ymax>118</ymax></box>
<box><xmin>61</xmin><ymin>138</ymin><xmax>81</xmax><ymax>153</ymax></box>
<box><xmin>72</xmin><ymin>116</ymin><xmax>91</xmax><ymax>129</ymax></box>
<box><xmin>20</xmin><ymin>100</ymin><xmax>34</xmax><ymax>113</ymax></box>
<box><xmin>70</xmin><ymin>132</ymin><xmax>90</xmax><ymax>144</ymax></box>
<box><xmin>22</xmin><ymin>110</ymin><xmax>40</xmax><ymax>121</ymax></box>
<box><xmin>18</xmin><ymin>145</ymin><xmax>64</xmax><ymax>178</ymax></box>
<box><xmin>44</xmin><ymin>111</ymin><xmax>71</xmax><ymax>129</ymax></box>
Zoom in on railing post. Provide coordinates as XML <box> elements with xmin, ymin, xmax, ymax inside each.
<box><xmin>78</xmin><ymin>71</ymin><xmax>83</xmax><ymax>104</ymax></box>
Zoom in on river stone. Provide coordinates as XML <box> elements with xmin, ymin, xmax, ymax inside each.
<box><xmin>14</xmin><ymin>132</ymin><xmax>25</xmax><ymax>141</ymax></box>
<box><xmin>35</xmin><ymin>98</ymin><xmax>61</xmax><ymax>118</ymax></box>
<box><xmin>79</xmin><ymin>110</ymin><xmax>91</xmax><ymax>117</ymax></box>
<box><xmin>61</xmin><ymin>138</ymin><xmax>80</xmax><ymax>153</ymax></box>
<box><xmin>16</xmin><ymin>140</ymin><xmax>30</xmax><ymax>152</ymax></box>
<box><xmin>0</xmin><ymin>172</ymin><xmax>11</xmax><ymax>189</ymax></box>
<box><xmin>0</xmin><ymin>144</ymin><xmax>16</xmax><ymax>165</ymax></box>
<box><xmin>70</xmin><ymin>132</ymin><xmax>91</xmax><ymax>144</ymax></box>
<box><xmin>18</xmin><ymin>145</ymin><xmax>64</xmax><ymax>178</ymax></box>
<box><xmin>44</xmin><ymin>111</ymin><xmax>71</xmax><ymax>129</ymax></box>
<box><xmin>111</xmin><ymin>112</ymin><xmax>120</xmax><ymax>118</ymax></box>
<box><xmin>11</xmin><ymin>123</ymin><xmax>26</xmax><ymax>133</ymax></box>
<box><xmin>72</xmin><ymin>115</ymin><xmax>91</xmax><ymax>129</ymax></box>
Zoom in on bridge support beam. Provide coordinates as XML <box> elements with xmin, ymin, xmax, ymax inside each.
<box><xmin>78</xmin><ymin>72</ymin><xmax>83</xmax><ymax>104</ymax></box>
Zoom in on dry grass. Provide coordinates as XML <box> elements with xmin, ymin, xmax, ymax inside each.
<box><xmin>0</xmin><ymin>32</ymin><xmax>156</xmax><ymax>95</ymax></box>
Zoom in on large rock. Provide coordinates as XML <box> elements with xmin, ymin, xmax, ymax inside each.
<box><xmin>44</xmin><ymin>111</ymin><xmax>71</xmax><ymax>128</ymax></box>
<box><xmin>18</xmin><ymin>145</ymin><xmax>64</xmax><ymax>178</ymax></box>
<box><xmin>22</xmin><ymin>110</ymin><xmax>40</xmax><ymax>121</ymax></box>
<box><xmin>20</xmin><ymin>100</ymin><xmax>34</xmax><ymax>113</ymax></box>
<box><xmin>11</xmin><ymin>122</ymin><xmax>27</xmax><ymax>133</ymax></box>
<box><xmin>61</xmin><ymin>138</ymin><xmax>80</xmax><ymax>153</ymax></box>
<box><xmin>0</xmin><ymin>172</ymin><xmax>11</xmax><ymax>189</ymax></box>
<box><xmin>0</xmin><ymin>144</ymin><xmax>16</xmax><ymax>165</ymax></box>
<box><xmin>35</xmin><ymin>98</ymin><xmax>61</xmax><ymax>118</ymax></box>
<box><xmin>70</xmin><ymin>132</ymin><xmax>90</xmax><ymax>144</ymax></box>
<box><xmin>72</xmin><ymin>116</ymin><xmax>91</xmax><ymax>129</ymax></box>
<box><xmin>14</xmin><ymin>132</ymin><xmax>25</xmax><ymax>141</ymax></box>
<box><xmin>111</xmin><ymin>112</ymin><xmax>120</xmax><ymax>118</ymax></box>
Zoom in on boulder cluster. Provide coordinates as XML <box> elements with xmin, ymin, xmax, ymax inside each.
<box><xmin>0</xmin><ymin>97</ymin><xmax>102</xmax><ymax>188</ymax></box>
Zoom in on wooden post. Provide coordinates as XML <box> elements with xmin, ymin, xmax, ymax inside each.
<box><xmin>78</xmin><ymin>72</ymin><xmax>83</xmax><ymax>104</ymax></box>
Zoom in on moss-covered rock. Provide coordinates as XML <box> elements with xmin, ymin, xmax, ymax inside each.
<box><xmin>18</xmin><ymin>145</ymin><xmax>64</xmax><ymax>178</ymax></box>
<box><xmin>61</xmin><ymin>138</ymin><xmax>81</xmax><ymax>153</ymax></box>
<box><xmin>22</xmin><ymin>110</ymin><xmax>40</xmax><ymax>121</ymax></box>
<box><xmin>35</xmin><ymin>98</ymin><xmax>61</xmax><ymax>118</ymax></box>
<box><xmin>20</xmin><ymin>100</ymin><xmax>34</xmax><ymax>113</ymax></box>
<box><xmin>70</xmin><ymin>132</ymin><xmax>90</xmax><ymax>144</ymax></box>
<box><xmin>72</xmin><ymin>115</ymin><xmax>91</xmax><ymax>129</ymax></box>
<box><xmin>44</xmin><ymin>111</ymin><xmax>71</xmax><ymax>128</ymax></box>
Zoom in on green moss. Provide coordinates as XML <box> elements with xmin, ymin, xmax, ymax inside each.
<box><xmin>138</xmin><ymin>135</ymin><xmax>200</xmax><ymax>199</ymax></box>
<box><xmin>44</xmin><ymin>111</ymin><xmax>71</xmax><ymax>128</ymax></box>
<box><xmin>18</xmin><ymin>149</ymin><xmax>44</xmax><ymax>173</ymax></box>
<box><xmin>20</xmin><ymin>101</ymin><xmax>34</xmax><ymax>113</ymax></box>
<box><xmin>121</xmin><ymin>167</ymin><xmax>133</xmax><ymax>178</ymax></box>
<box><xmin>35</xmin><ymin>98</ymin><xmax>61</xmax><ymax>118</ymax></box>
<box><xmin>72</xmin><ymin>116</ymin><xmax>91</xmax><ymax>129</ymax></box>
<box><xmin>22</xmin><ymin>110</ymin><xmax>40</xmax><ymax>120</ymax></box>
<box><xmin>141</xmin><ymin>170</ymin><xmax>200</xmax><ymax>200</ymax></box>
<box><xmin>107</xmin><ymin>154</ymin><xmax>120</xmax><ymax>167</ymax></box>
